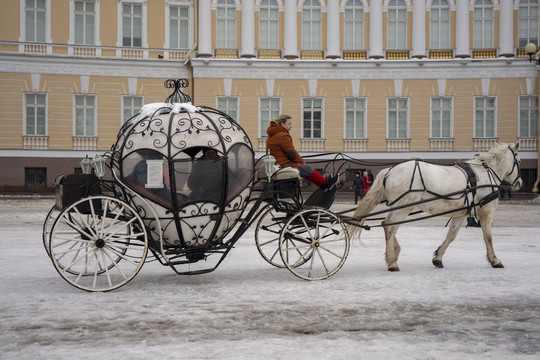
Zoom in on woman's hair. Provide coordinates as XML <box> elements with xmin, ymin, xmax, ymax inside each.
<box><xmin>273</xmin><ymin>114</ymin><xmax>291</xmax><ymax>125</ymax></box>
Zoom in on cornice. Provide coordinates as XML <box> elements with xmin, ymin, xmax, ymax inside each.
<box><xmin>0</xmin><ymin>53</ymin><xmax>188</xmax><ymax>78</ymax></box>
<box><xmin>191</xmin><ymin>58</ymin><xmax>537</xmax><ymax>81</ymax></box>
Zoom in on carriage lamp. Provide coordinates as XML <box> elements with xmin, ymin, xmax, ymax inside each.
<box><xmin>263</xmin><ymin>153</ymin><xmax>276</xmax><ymax>180</ymax></box>
<box><xmin>92</xmin><ymin>154</ymin><xmax>106</xmax><ymax>177</ymax></box>
<box><xmin>525</xmin><ymin>43</ymin><xmax>540</xmax><ymax>64</ymax></box>
<box><xmin>80</xmin><ymin>155</ymin><xmax>93</xmax><ymax>174</ymax></box>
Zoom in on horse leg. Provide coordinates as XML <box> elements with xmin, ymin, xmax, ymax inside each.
<box><xmin>478</xmin><ymin>209</ymin><xmax>504</xmax><ymax>268</ymax></box>
<box><xmin>432</xmin><ymin>216</ymin><xmax>466</xmax><ymax>268</ymax></box>
<box><xmin>382</xmin><ymin>208</ymin><xmax>412</xmax><ymax>272</ymax></box>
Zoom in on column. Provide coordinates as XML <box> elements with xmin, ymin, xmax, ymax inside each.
<box><xmin>499</xmin><ymin>0</ymin><xmax>514</xmax><ymax>57</ymax></box>
<box><xmin>198</xmin><ymin>0</ymin><xmax>212</xmax><ymax>57</ymax></box>
<box><xmin>284</xmin><ymin>0</ymin><xmax>298</xmax><ymax>59</ymax></box>
<box><xmin>326</xmin><ymin>0</ymin><xmax>340</xmax><ymax>58</ymax></box>
<box><xmin>241</xmin><ymin>0</ymin><xmax>255</xmax><ymax>57</ymax></box>
<box><xmin>455</xmin><ymin>0</ymin><xmax>470</xmax><ymax>58</ymax></box>
<box><xmin>412</xmin><ymin>0</ymin><xmax>426</xmax><ymax>58</ymax></box>
<box><xmin>533</xmin><ymin>68</ymin><xmax>540</xmax><ymax>192</ymax></box>
<box><xmin>369</xmin><ymin>0</ymin><xmax>383</xmax><ymax>58</ymax></box>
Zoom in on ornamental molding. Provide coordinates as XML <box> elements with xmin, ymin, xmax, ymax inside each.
<box><xmin>0</xmin><ymin>54</ymin><xmax>188</xmax><ymax>79</ymax></box>
<box><xmin>192</xmin><ymin>59</ymin><xmax>537</xmax><ymax>81</ymax></box>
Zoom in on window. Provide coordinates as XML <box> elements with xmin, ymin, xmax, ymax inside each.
<box><xmin>260</xmin><ymin>97</ymin><xmax>280</xmax><ymax>137</ymax></box>
<box><xmin>344</xmin><ymin>0</ymin><xmax>364</xmax><ymax>50</ymax></box>
<box><xmin>388</xmin><ymin>98</ymin><xmax>408</xmax><ymax>139</ymax></box>
<box><xmin>75</xmin><ymin>95</ymin><xmax>96</xmax><ymax>136</ymax></box>
<box><xmin>217</xmin><ymin>97</ymin><xmax>238</xmax><ymax>122</ymax></box>
<box><xmin>25</xmin><ymin>167</ymin><xmax>46</xmax><ymax>187</ymax></box>
<box><xmin>25</xmin><ymin>0</ymin><xmax>46</xmax><ymax>42</ymax></box>
<box><xmin>25</xmin><ymin>94</ymin><xmax>47</xmax><ymax>136</ymax></box>
<box><xmin>431</xmin><ymin>97</ymin><xmax>452</xmax><ymax>138</ymax></box>
<box><xmin>303</xmin><ymin>98</ymin><xmax>323</xmax><ymax>138</ymax></box>
<box><xmin>74</xmin><ymin>0</ymin><xmax>95</xmax><ymax>45</ymax></box>
<box><xmin>123</xmin><ymin>96</ymin><xmax>143</xmax><ymax>123</ymax></box>
<box><xmin>170</xmin><ymin>5</ymin><xmax>189</xmax><ymax>49</ymax></box>
<box><xmin>345</xmin><ymin>98</ymin><xmax>366</xmax><ymax>138</ymax></box>
<box><xmin>519</xmin><ymin>0</ymin><xmax>539</xmax><ymax>47</ymax></box>
<box><xmin>123</xmin><ymin>3</ymin><xmax>142</xmax><ymax>47</ymax></box>
<box><xmin>473</xmin><ymin>0</ymin><xmax>494</xmax><ymax>48</ymax></box>
<box><xmin>430</xmin><ymin>0</ymin><xmax>450</xmax><ymax>49</ymax></box>
<box><xmin>519</xmin><ymin>96</ymin><xmax>538</xmax><ymax>138</ymax></box>
<box><xmin>475</xmin><ymin>97</ymin><xmax>496</xmax><ymax>138</ymax></box>
<box><xmin>259</xmin><ymin>0</ymin><xmax>279</xmax><ymax>49</ymax></box>
<box><xmin>216</xmin><ymin>0</ymin><xmax>236</xmax><ymax>48</ymax></box>
<box><xmin>302</xmin><ymin>0</ymin><xmax>321</xmax><ymax>50</ymax></box>
<box><xmin>387</xmin><ymin>0</ymin><xmax>407</xmax><ymax>49</ymax></box>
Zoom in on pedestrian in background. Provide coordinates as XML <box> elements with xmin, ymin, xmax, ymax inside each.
<box><xmin>351</xmin><ymin>171</ymin><xmax>365</xmax><ymax>204</ymax></box>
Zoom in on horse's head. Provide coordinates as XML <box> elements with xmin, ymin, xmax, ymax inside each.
<box><xmin>502</xmin><ymin>142</ymin><xmax>523</xmax><ymax>191</ymax></box>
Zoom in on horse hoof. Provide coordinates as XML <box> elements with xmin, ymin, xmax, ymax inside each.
<box><xmin>432</xmin><ymin>259</ymin><xmax>444</xmax><ymax>268</ymax></box>
<box><xmin>491</xmin><ymin>263</ymin><xmax>504</xmax><ymax>268</ymax></box>
<box><xmin>388</xmin><ymin>266</ymin><xmax>400</xmax><ymax>272</ymax></box>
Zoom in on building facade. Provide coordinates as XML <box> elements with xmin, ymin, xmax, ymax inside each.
<box><xmin>0</xmin><ymin>0</ymin><xmax>538</xmax><ymax>192</ymax></box>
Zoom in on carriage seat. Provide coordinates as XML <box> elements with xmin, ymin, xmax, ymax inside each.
<box><xmin>255</xmin><ymin>165</ymin><xmax>301</xmax><ymax>182</ymax></box>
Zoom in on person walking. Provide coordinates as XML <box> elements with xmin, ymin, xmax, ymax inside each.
<box><xmin>362</xmin><ymin>170</ymin><xmax>371</xmax><ymax>196</ymax></box>
<box><xmin>266</xmin><ymin>114</ymin><xmax>336</xmax><ymax>190</ymax></box>
<box><xmin>351</xmin><ymin>171</ymin><xmax>365</xmax><ymax>204</ymax></box>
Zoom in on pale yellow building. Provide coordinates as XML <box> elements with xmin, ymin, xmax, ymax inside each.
<box><xmin>0</xmin><ymin>0</ymin><xmax>538</xmax><ymax>192</ymax></box>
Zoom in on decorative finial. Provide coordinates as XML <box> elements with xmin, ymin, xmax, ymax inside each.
<box><xmin>164</xmin><ymin>78</ymin><xmax>191</xmax><ymax>103</ymax></box>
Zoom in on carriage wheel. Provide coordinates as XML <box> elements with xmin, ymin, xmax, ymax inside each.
<box><xmin>279</xmin><ymin>208</ymin><xmax>350</xmax><ymax>281</ymax></box>
<box><xmin>255</xmin><ymin>204</ymin><xmax>290</xmax><ymax>268</ymax></box>
<box><xmin>43</xmin><ymin>205</ymin><xmax>60</xmax><ymax>257</ymax></box>
<box><xmin>49</xmin><ymin>196</ymin><xmax>148</xmax><ymax>292</ymax></box>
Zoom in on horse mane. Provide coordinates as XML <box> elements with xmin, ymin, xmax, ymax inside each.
<box><xmin>468</xmin><ymin>143</ymin><xmax>510</xmax><ymax>173</ymax></box>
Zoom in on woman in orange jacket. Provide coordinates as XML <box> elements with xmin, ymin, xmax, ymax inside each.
<box><xmin>266</xmin><ymin>114</ymin><xmax>336</xmax><ymax>190</ymax></box>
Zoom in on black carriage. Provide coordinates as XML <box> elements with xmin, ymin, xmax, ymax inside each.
<box><xmin>43</xmin><ymin>79</ymin><xmax>350</xmax><ymax>292</ymax></box>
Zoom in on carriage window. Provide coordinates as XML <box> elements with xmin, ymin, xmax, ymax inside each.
<box><xmin>187</xmin><ymin>149</ymin><xmax>223</xmax><ymax>203</ymax></box>
<box><xmin>226</xmin><ymin>144</ymin><xmax>254</xmax><ymax>202</ymax></box>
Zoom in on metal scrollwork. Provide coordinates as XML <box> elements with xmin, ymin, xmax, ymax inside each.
<box><xmin>165</xmin><ymin>78</ymin><xmax>191</xmax><ymax>104</ymax></box>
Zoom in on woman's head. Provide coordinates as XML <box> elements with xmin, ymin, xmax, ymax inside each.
<box><xmin>274</xmin><ymin>114</ymin><xmax>292</xmax><ymax>132</ymax></box>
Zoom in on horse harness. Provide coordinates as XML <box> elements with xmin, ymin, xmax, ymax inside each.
<box><xmin>455</xmin><ymin>162</ymin><xmax>500</xmax><ymax>216</ymax></box>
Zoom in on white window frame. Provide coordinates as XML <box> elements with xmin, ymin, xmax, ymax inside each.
<box><xmin>216</xmin><ymin>0</ymin><xmax>237</xmax><ymax>49</ymax></box>
<box><xmin>19</xmin><ymin>0</ymin><xmax>52</xmax><ymax>50</ymax></box>
<box><xmin>217</xmin><ymin>96</ymin><xmax>239</xmax><ymax>122</ymax></box>
<box><xmin>301</xmin><ymin>0</ymin><xmax>322</xmax><ymax>50</ymax></box>
<box><xmin>68</xmin><ymin>0</ymin><xmax>101</xmax><ymax>47</ymax></box>
<box><xmin>74</xmin><ymin>94</ymin><xmax>97</xmax><ymax>137</ymax></box>
<box><xmin>519</xmin><ymin>95</ymin><xmax>538</xmax><ymax>139</ymax></box>
<box><xmin>473</xmin><ymin>0</ymin><xmax>494</xmax><ymax>48</ymax></box>
<box><xmin>387</xmin><ymin>0</ymin><xmax>408</xmax><ymax>50</ymax></box>
<box><xmin>122</xmin><ymin>95</ymin><xmax>144</xmax><ymax>124</ymax></box>
<box><xmin>387</xmin><ymin>97</ymin><xmax>409</xmax><ymax>139</ymax></box>
<box><xmin>117</xmin><ymin>1</ymin><xmax>148</xmax><ymax>48</ymax></box>
<box><xmin>258</xmin><ymin>0</ymin><xmax>280</xmax><ymax>50</ymax></box>
<box><xmin>343</xmin><ymin>0</ymin><xmax>365</xmax><ymax>50</ymax></box>
<box><xmin>430</xmin><ymin>97</ymin><xmax>453</xmax><ymax>138</ymax></box>
<box><xmin>518</xmin><ymin>0</ymin><xmax>540</xmax><ymax>47</ymax></box>
<box><xmin>24</xmin><ymin>93</ymin><xmax>48</xmax><ymax>136</ymax></box>
<box><xmin>429</xmin><ymin>0</ymin><xmax>450</xmax><ymax>49</ymax></box>
<box><xmin>474</xmin><ymin>96</ymin><xmax>496</xmax><ymax>138</ymax></box>
<box><xmin>344</xmin><ymin>97</ymin><xmax>367</xmax><ymax>139</ymax></box>
<box><xmin>165</xmin><ymin>1</ymin><xmax>193</xmax><ymax>50</ymax></box>
<box><xmin>302</xmin><ymin>97</ymin><xmax>324</xmax><ymax>139</ymax></box>
<box><xmin>259</xmin><ymin>97</ymin><xmax>281</xmax><ymax>138</ymax></box>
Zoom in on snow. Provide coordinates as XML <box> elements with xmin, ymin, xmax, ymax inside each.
<box><xmin>1</xmin><ymin>195</ymin><xmax>540</xmax><ymax>360</ymax></box>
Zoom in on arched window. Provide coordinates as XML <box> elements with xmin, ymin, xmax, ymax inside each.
<box><xmin>344</xmin><ymin>0</ymin><xmax>364</xmax><ymax>50</ymax></box>
<box><xmin>518</xmin><ymin>0</ymin><xmax>539</xmax><ymax>47</ymax></box>
<box><xmin>217</xmin><ymin>0</ymin><xmax>236</xmax><ymax>48</ymax></box>
<box><xmin>387</xmin><ymin>0</ymin><xmax>407</xmax><ymax>50</ymax></box>
<box><xmin>302</xmin><ymin>0</ymin><xmax>321</xmax><ymax>50</ymax></box>
<box><xmin>473</xmin><ymin>0</ymin><xmax>494</xmax><ymax>48</ymax></box>
<box><xmin>430</xmin><ymin>0</ymin><xmax>450</xmax><ymax>49</ymax></box>
<box><xmin>259</xmin><ymin>0</ymin><xmax>279</xmax><ymax>49</ymax></box>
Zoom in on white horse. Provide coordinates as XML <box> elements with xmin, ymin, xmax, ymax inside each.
<box><xmin>349</xmin><ymin>142</ymin><xmax>523</xmax><ymax>271</ymax></box>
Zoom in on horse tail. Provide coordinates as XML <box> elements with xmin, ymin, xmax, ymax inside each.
<box><xmin>348</xmin><ymin>168</ymin><xmax>389</xmax><ymax>241</ymax></box>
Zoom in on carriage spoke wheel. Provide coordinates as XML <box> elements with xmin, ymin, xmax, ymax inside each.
<box><xmin>254</xmin><ymin>203</ymin><xmax>306</xmax><ymax>268</ymax></box>
<box><xmin>279</xmin><ymin>208</ymin><xmax>350</xmax><ymax>281</ymax></box>
<box><xmin>49</xmin><ymin>196</ymin><xmax>148</xmax><ymax>292</ymax></box>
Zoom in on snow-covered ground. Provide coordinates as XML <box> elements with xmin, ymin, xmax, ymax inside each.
<box><xmin>1</xmin><ymin>195</ymin><xmax>539</xmax><ymax>360</ymax></box>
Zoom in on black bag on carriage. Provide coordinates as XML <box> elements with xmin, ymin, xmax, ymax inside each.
<box><xmin>55</xmin><ymin>174</ymin><xmax>102</xmax><ymax>213</ymax></box>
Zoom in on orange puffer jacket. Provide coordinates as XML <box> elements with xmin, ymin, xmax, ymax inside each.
<box><xmin>266</xmin><ymin>121</ymin><xmax>304</xmax><ymax>167</ymax></box>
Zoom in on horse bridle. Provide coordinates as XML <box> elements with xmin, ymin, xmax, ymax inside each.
<box><xmin>483</xmin><ymin>145</ymin><xmax>521</xmax><ymax>188</ymax></box>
